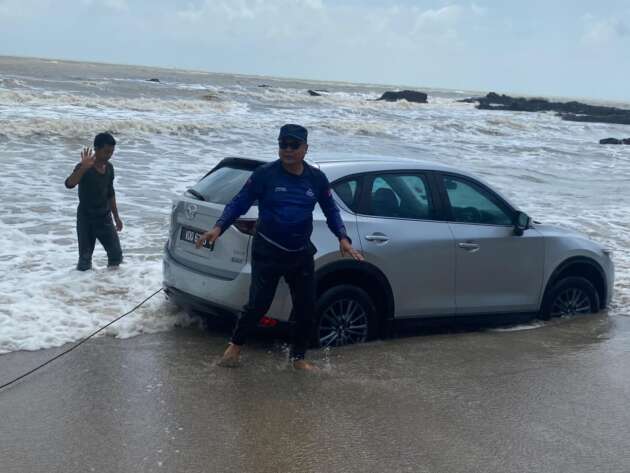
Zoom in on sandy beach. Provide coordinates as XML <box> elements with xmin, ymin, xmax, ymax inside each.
<box><xmin>2</xmin><ymin>314</ymin><xmax>630</xmax><ymax>473</ymax></box>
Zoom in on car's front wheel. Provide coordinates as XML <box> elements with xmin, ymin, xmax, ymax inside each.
<box><xmin>315</xmin><ymin>285</ymin><xmax>377</xmax><ymax>348</ymax></box>
<box><xmin>540</xmin><ymin>276</ymin><xmax>600</xmax><ymax>320</ymax></box>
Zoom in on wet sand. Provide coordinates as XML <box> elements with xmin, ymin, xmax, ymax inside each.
<box><xmin>1</xmin><ymin>313</ymin><xmax>629</xmax><ymax>473</ymax></box>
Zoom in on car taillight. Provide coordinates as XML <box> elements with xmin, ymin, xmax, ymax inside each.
<box><xmin>258</xmin><ymin>316</ymin><xmax>278</xmax><ymax>328</ymax></box>
<box><xmin>233</xmin><ymin>219</ymin><xmax>256</xmax><ymax>235</ymax></box>
<box><xmin>169</xmin><ymin>202</ymin><xmax>178</xmax><ymax>233</ymax></box>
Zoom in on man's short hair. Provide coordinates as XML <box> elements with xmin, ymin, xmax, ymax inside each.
<box><xmin>94</xmin><ymin>132</ymin><xmax>116</xmax><ymax>149</ymax></box>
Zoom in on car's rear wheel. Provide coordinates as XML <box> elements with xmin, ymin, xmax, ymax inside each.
<box><xmin>315</xmin><ymin>285</ymin><xmax>377</xmax><ymax>348</ymax></box>
<box><xmin>540</xmin><ymin>276</ymin><xmax>600</xmax><ymax>320</ymax></box>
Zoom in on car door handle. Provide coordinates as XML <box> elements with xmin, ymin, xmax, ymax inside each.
<box><xmin>365</xmin><ymin>234</ymin><xmax>389</xmax><ymax>243</ymax></box>
<box><xmin>458</xmin><ymin>242</ymin><xmax>480</xmax><ymax>252</ymax></box>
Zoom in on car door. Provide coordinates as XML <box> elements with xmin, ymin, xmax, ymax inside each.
<box><xmin>351</xmin><ymin>171</ymin><xmax>455</xmax><ymax>318</ymax></box>
<box><xmin>439</xmin><ymin>173</ymin><xmax>544</xmax><ymax>314</ymax></box>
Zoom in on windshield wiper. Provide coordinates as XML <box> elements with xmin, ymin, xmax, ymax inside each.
<box><xmin>186</xmin><ymin>189</ymin><xmax>206</xmax><ymax>201</ymax></box>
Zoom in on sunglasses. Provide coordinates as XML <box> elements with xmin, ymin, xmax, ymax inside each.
<box><xmin>278</xmin><ymin>140</ymin><xmax>303</xmax><ymax>150</ymax></box>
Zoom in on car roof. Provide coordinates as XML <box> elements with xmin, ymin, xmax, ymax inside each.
<box><xmin>221</xmin><ymin>154</ymin><xmax>464</xmax><ymax>176</ymax></box>
<box><xmin>312</xmin><ymin>155</ymin><xmax>458</xmax><ymax>177</ymax></box>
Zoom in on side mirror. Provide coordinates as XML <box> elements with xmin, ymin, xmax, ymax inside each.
<box><xmin>513</xmin><ymin>211</ymin><xmax>531</xmax><ymax>236</ymax></box>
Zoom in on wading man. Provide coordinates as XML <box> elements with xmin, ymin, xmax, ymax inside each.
<box><xmin>65</xmin><ymin>132</ymin><xmax>123</xmax><ymax>271</ymax></box>
<box><xmin>196</xmin><ymin>124</ymin><xmax>363</xmax><ymax>371</ymax></box>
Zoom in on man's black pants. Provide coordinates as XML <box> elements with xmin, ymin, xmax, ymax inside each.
<box><xmin>76</xmin><ymin>211</ymin><xmax>123</xmax><ymax>271</ymax></box>
<box><xmin>231</xmin><ymin>235</ymin><xmax>316</xmax><ymax>360</ymax></box>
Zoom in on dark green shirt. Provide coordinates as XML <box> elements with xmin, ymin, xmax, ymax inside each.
<box><xmin>66</xmin><ymin>162</ymin><xmax>115</xmax><ymax>217</ymax></box>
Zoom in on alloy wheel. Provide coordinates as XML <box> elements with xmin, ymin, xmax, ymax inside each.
<box><xmin>318</xmin><ymin>298</ymin><xmax>369</xmax><ymax>348</ymax></box>
<box><xmin>550</xmin><ymin>287</ymin><xmax>593</xmax><ymax>317</ymax></box>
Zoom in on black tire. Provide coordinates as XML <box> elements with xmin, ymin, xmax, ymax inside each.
<box><xmin>314</xmin><ymin>285</ymin><xmax>378</xmax><ymax>348</ymax></box>
<box><xmin>540</xmin><ymin>276</ymin><xmax>600</xmax><ymax>320</ymax></box>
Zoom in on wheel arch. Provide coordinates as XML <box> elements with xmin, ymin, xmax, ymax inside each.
<box><xmin>315</xmin><ymin>259</ymin><xmax>395</xmax><ymax>336</ymax></box>
<box><xmin>543</xmin><ymin>257</ymin><xmax>607</xmax><ymax>310</ymax></box>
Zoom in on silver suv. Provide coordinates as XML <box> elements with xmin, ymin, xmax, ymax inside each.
<box><xmin>163</xmin><ymin>156</ymin><xmax>615</xmax><ymax>347</ymax></box>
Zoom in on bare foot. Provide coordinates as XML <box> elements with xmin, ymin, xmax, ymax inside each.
<box><xmin>217</xmin><ymin>343</ymin><xmax>241</xmax><ymax>368</ymax></box>
<box><xmin>292</xmin><ymin>359</ymin><xmax>320</xmax><ymax>372</ymax></box>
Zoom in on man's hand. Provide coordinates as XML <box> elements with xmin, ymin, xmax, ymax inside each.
<box><xmin>65</xmin><ymin>147</ymin><xmax>96</xmax><ymax>189</ymax></box>
<box><xmin>196</xmin><ymin>226</ymin><xmax>221</xmax><ymax>249</ymax></box>
<box><xmin>80</xmin><ymin>147</ymin><xmax>96</xmax><ymax>169</ymax></box>
<box><xmin>114</xmin><ymin>216</ymin><xmax>123</xmax><ymax>232</ymax></box>
<box><xmin>340</xmin><ymin>238</ymin><xmax>364</xmax><ymax>261</ymax></box>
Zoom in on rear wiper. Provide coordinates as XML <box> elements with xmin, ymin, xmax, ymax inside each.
<box><xmin>186</xmin><ymin>189</ymin><xmax>206</xmax><ymax>201</ymax></box>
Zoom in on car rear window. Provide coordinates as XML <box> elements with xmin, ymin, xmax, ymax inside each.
<box><xmin>333</xmin><ymin>178</ymin><xmax>360</xmax><ymax>211</ymax></box>
<box><xmin>189</xmin><ymin>166</ymin><xmax>254</xmax><ymax>204</ymax></box>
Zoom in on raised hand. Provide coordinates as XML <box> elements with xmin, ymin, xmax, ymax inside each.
<box><xmin>80</xmin><ymin>147</ymin><xmax>96</xmax><ymax>169</ymax></box>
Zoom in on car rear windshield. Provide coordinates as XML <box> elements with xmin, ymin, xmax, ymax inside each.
<box><xmin>188</xmin><ymin>166</ymin><xmax>254</xmax><ymax>204</ymax></box>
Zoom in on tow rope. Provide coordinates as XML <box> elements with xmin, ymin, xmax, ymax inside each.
<box><xmin>0</xmin><ymin>287</ymin><xmax>164</xmax><ymax>391</ymax></box>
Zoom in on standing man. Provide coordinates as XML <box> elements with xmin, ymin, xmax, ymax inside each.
<box><xmin>65</xmin><ymin>132</ymin><xmax>123</xmax><ymax>271</ymax></box>
<box><xmin>196</xmin><ymin>124</ymin><xmax>363</xmax><ymax>371</ymax></box>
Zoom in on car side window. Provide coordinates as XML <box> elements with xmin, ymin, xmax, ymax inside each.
<box><xmin>332</xmin><ymin>178</ymin><xmax>360</xmax><ymax>212</ymax></box>
<box><xmin>443</xmin><ymin>176</ymin><xmax>513</xmax><ymax>225</ymax></box>
<box><xmin>366</xmin><ymin>173</ymin><xmax>432</xmax><ymax>219</ymax></box>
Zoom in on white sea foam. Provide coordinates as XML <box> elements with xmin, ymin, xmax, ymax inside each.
<box><xmin>0</xmin><ymin>88</ymin><xmax>237</xmax><ymax>114</ymax></box>
<box><xmin>489</xmin><ymin>321</ymin><xmax>546</xmax><ymax>332</ymax></box>
<box><xmin>1</xmin><ymin>58</ymin><xmax>629</xmax><ymax>354</ymax></box>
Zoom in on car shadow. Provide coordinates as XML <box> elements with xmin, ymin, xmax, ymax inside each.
<box><xmin>192</xmin><ymin>309</ymin><xmax>542</xmax><ymax>347</ymax></box>
<box><xmin>392</xmin><ymin>312</ymin><xmax>540</xmax><ymax>339</ymax></box>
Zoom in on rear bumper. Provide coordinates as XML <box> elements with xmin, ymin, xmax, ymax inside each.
<box><xmin>163</xmin><ymin>245</ymin><xmax>250</xmax><ymax>311</ymax></box>
<box><xmin>162</xmin><ymin>245</ymin><xmax>290</xmax><ymax>320</ymax></box>
<box><xmin>164</xmin><ymin>285</ymin><xmax>238</xmax><ymax>319</ymax></box>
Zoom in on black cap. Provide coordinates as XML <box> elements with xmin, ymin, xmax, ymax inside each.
<box><xmin>278</xmin><ymin>124</ymin><xmax>308</xmax><ymax>143</ymax></box>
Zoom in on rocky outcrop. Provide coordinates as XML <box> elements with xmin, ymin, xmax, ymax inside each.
<box><xmin>307</xmin><ymin>89</ymin><xmax>329</xmax><ymax>96</ymax></box>
<box><xmin>599</xmin><ymin>137</ymin><xmax>630</xmax><ymax>144</ymax></box>
<box><xmin>461</xmin><ymin>92</ymin><xmax>630</xmax><ymax>126</ymax></box>
<box><xmin>563</xmin><ymin>114</ymin><xmax>630</xmax><ymax>125</ymax></box>
<box><xmin>377</xmin><ymin>90</ymin><xmax>428</xmax><ymax>103</ymax></box>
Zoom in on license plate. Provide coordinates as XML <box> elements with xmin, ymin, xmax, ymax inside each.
<box><xmin>180</xmin><ymin>227</ymin><xmax>214</xmax><ymax>250</ymax></box>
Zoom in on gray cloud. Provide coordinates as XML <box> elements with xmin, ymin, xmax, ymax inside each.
<box><xmin>582</xmin><ymin>14</ymin><xmax>629</xmax><ymax>45</ymax></box>
<box><xmin>0</xmin><ymin>0</ymin><xmax>629</xmax><ymax>101</ymax></box>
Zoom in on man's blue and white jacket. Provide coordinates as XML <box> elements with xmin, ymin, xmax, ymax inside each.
<box><xmin>215</xmin><ymin>160</ymin><xmax>350</xmax><ymax>251</ymax></box>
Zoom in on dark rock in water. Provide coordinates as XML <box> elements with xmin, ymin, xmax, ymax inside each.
<box><xmin>201</xmin><ymin>93</ymin><xmax>219</xmax><ymax>101</ymax></box>
<box><xmin>377</xmin><ymin>90</ymin><xmax>428</xmax><ymax>103</ymax></box>
<box><xmin>307</xmin><ymin>89</ymin><xmax>329</xmax><ymax>96</ymax></box>
<box><xmin>463</xmin><ymin>92</ymin><xmax>630</xmax><ymax>126</ymax></box>
<box><xmin>599</xmin><ymin>137</ymin><xmax>630</xmax><ymax>144</ymax></box>
<box><xmin>147</xmin><ymin>78</ymin><xmax>160</xmax><ymax>83</ymax></box>
<box><xmin>473</xmin><ymin>92</ymin><xmax>556</xmax><ymax>112</ymax></box>
<box><xmin>258</xmin><ymin>84</ymin><xmax>271</xmax><ymax>88</ymax></box>
<box><xmin>562</xmin><ymin>113</ymin><xmax>630</xmax><ymax>125</ymax></box>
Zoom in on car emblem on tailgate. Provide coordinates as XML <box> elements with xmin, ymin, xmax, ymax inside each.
<box><xmin>186</xmin><ymin>204</ymin><xmax>198</xmax><ymax>220</ymax></box>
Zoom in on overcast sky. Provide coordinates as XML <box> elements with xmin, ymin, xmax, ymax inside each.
<box><xmin>1</xmin><ymin>0</ymin><xmax>628</xmax><ymax>101</ymax></box>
